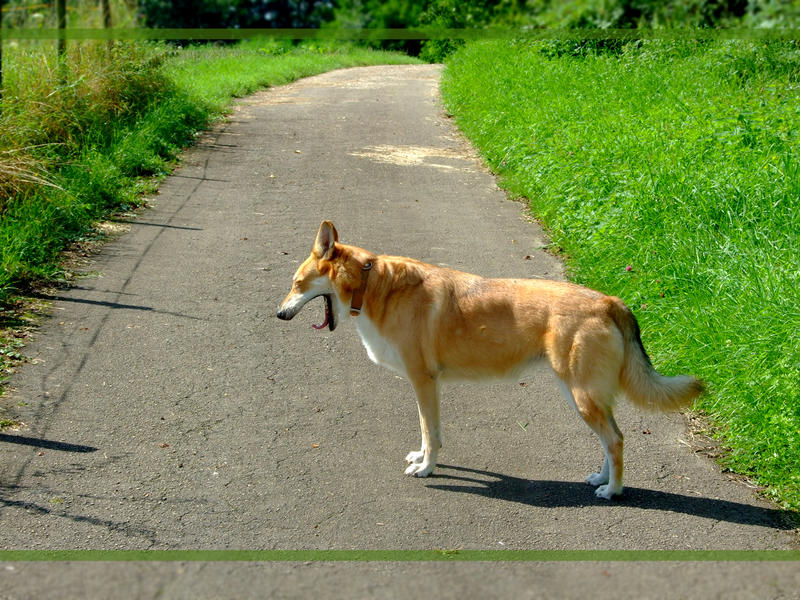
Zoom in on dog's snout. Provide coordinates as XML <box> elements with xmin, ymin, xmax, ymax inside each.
<box><xmin>276</xmin><ymin>308</ymin><xmax>292</xmax><ymax>321</ymax></box>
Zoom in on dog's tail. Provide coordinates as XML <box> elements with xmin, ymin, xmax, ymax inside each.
<box><xmin>608</xmin><ymin>298</ymin><xmax>704</xmax><ymax>412</ymax></box>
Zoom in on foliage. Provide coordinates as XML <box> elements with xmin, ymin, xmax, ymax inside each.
<box><xmin>330</xmin><ymin>0</ymin><xmax>529</xmax><ymax>57</ymax></box>
<box><xmin>531</xmin><ymin>0</ymin><xmax>748</xmax><ymax>28</ymax></box>
<box><xmin>530</xmin><ymin>0</ymin><xmax>800</xmax><ymax>57</ymax></box>
<box><xmin>138</xmin><ymin>0</ymin><xmax>336</xmax><ymax>30</ymax></box>
<box><xmin>418</xmin><ymin>0</ymin><xmax>521</xmax><ymax>62</ymax></box>
<box><xmin>1</xmin><ymin>0</ymin><xmax>139</xmax><ymax>28</ymax></box>
<box><xmin>328</xmin><ymin>0</ymin><xmax>431</xmax><ymax>54</ymax></box>
<box><xmin>328</xmin><ymin>0</ymin><xmax>800</xmax><ymax>60</ymax></box>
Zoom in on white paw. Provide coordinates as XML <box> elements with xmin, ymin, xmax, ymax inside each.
<box><xmin>405</xmin><ymin>449</ymin><xmax>425</xmax><ymax>464</ymax></box>
<box><xmin>404</xmin><ymin>461</ymin><xmax>434</xmax><ymax>477</ymax></box>
<box><xmin>594</xmin><ymin>484</ymin><xmax>622</xmax><ymax>500</ymax></box>
<box><xmin>585</xmin><ymin>472</ymin><xmax>609</xmax><ymax>486</ymax></box>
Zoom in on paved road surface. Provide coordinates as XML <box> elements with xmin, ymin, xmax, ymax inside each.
<box><xmin>1</xmin><ymin>65</ymin><xmax>797</xmax><ymax>598</ymax></box>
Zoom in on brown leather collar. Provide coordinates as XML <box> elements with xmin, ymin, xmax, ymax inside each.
<box><xmin>349</xmin><ymin>259</ymin><xmax>374</xmax><ymax>317</ymax></box>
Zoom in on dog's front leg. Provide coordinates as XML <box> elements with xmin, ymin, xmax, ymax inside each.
<box><xmin>404</xmin><ymin>376</ymin><xmax>441</xmax><ymax>478</ymax></box>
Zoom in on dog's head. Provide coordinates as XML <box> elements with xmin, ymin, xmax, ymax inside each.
<box><xmin>276</xmin><ymin>220</ymin><xmax>342</xmax><ymax>331</ymax></box>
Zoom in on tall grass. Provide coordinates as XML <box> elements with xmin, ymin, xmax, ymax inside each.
<box><xmin>0</xmin><ymin>41</ymin><xmax>198</xmax><ymax>296</ymax></box>
<box><xmin>442</xmin><ymin>39</ymin><xmax>800</xmax><ymax>511</ymax></box>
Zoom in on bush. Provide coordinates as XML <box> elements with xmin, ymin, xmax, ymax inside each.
<box><xmin>418</xmin><ymin>0</ymin><xmax>508</xmax><ymax>62</ymax></box>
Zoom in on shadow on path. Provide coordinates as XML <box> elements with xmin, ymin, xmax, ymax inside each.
<box><xmin>0</xmin><ymin>434</ymin><xmax>97</xmax><ymax>453</ymax></box>
<box><xmin>428</xmin><ymin>464</ymin><xmax>797</xmax><ymax>530</ymax></box>
<box><xmin>111</xmin><ymin>219</ymin><xmax>203</xmax><ymax>231</ymax></box>
<box><xmin>0</xmin><ymin>493</ymin><xmax>157</xmax><ymax>543</ymax></box>
<box><xmin>34</xmin><ymin>294</ymin><xmax>204</xmax><ymax>321</ymax></box>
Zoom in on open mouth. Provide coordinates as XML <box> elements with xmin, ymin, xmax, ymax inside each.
<box><xmin>311</xmin><ymin>294</ymin><xmax>336</xmax><ymax>331</ymax></box>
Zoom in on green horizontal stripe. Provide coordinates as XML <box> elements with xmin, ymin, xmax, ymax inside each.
<box><xmin>2</xmin><ymin>27</ymin><xmax>799</xmax><ymax>41</ymax></box>
<box><xmin>1</xmin><ymin>550</ymin><xmax>799</xmax><ymax>562</ymax></box>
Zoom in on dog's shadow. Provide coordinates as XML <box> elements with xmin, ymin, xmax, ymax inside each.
<box><xmin>427</xmin><ymin>464</ymin><xmax>797</xmax><ymax>530</ymax></box>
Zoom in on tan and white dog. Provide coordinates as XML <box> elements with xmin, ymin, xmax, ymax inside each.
<box><xmin>277</xmin><ymin>221</ymin><xmax>703</xmax><ymax>499</ymax></box>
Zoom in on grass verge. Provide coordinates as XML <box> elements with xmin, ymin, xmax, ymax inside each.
<box><xmin>0</xmin><ymin>39</ymin><xmax>418</xmax><ymax>413</ymax></box>
<box><xmin>441</xmin><ymin>39</ymin><xmax>800</xmax><ymax>512</ymax></box>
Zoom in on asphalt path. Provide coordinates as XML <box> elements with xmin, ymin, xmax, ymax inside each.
<box><xmin>1</xmin><ymin>64</ymin><xmax>798</xmax><ymax>598</ymax></box>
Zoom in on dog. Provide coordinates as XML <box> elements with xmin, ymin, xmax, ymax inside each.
<box><xmin>277</xmin><ymin>221</ymin><xmax>703</xmax><ymax>499</ymax></box>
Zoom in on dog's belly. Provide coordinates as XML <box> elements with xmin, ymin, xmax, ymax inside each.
<box><xmin>439</xmin><ymin>355</ymin><xmax>544</xmax><ymax>382</ymax></box>
<box><xmin>355</xmin><ymin>316</ymin><xmax>406</xmax><ymax>377</ymax></box>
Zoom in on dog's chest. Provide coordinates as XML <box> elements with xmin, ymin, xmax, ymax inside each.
<box><xmin>355</xmin><ymin>316</ymin><xmax>406</xmax><ymax>377</ymax></box>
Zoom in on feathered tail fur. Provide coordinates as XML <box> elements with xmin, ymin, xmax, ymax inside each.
<box><xmin>608</xmin><ymin>299</ymin><xmax>704</xmax><ymax>411</ymax></box>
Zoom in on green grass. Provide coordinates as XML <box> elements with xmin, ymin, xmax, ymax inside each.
<box><xmin>441</xmin><ymin>39</ymin><xmax>800</xmax><ymax>511</ymax></box>
<box><xmin>0</xmin><ymin>40</ymin><xmax>418</xmax><ymax>305</ymax></box>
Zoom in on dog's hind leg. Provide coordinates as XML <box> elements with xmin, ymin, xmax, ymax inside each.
<box><xmin>571</xmin><ymin>387</ymin><xmax>624</xmax><ymax>499</ymax></box>
<box><xmin>404</xmin><ymin>375</ymin><xmax>441</xmax><ymax>478</ymax></box>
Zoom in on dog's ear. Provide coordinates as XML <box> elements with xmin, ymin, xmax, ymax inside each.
<box><xmin>313</xmin><ymin>221</ymin><xmax>338</xmax><ymax>260</ymax></box>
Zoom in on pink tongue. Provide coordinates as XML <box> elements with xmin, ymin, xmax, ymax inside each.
<box><xmin>311</xmin><ymin>314</ymin><xmax>329</xmax><ymax>330</ymax></box>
